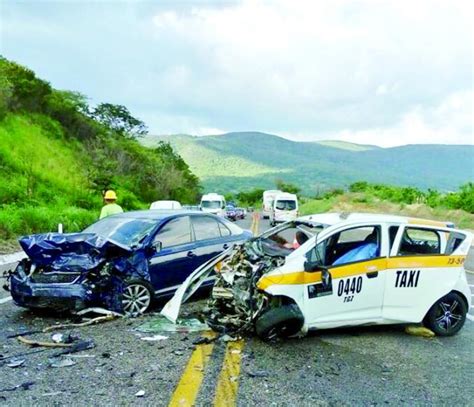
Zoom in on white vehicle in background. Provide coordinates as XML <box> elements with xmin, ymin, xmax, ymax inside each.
<box><xmin>262</xmin><ymin>190</ymin><xmax>282</xmax><ymax>219</ymax></box>
<box><xmin>270</xmin><ymin>192</ymin><xmax>298</xmax><ymax>226</ymax></box>
<box><xmin>200</xmin><ymin>193</ymin><xmax>226</xmax><ymax>217</ymax></box>
<box><xmin>150</xmin><ymin>200</ymin><xmax>182</xmax><ymax>210</ymax></box>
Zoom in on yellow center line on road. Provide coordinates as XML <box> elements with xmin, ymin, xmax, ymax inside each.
<box><xmin>168</xmin><ymin>331</ymin><xmax>216</xmax><ymax>407</ymax></box>
<box><xmin>251</xmin><ymin>212</ymin><xmax>260</xmax><ymax>236</ymax></box>
<box><xmin>213</xmin><ymin>340</ymin><xmax>245</xmax><ymax>407</ymax></box>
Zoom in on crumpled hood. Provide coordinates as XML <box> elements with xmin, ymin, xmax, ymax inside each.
<box><xmin>19</xmin><ymin>232</ymin><xmax>132</xmax><ymax>272</ymax></box>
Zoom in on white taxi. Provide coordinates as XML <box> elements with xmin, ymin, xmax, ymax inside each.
<box><xmin>162</xmin><ymin>213</ymin><xmax>472</xmax><ymax>340</ymax></box>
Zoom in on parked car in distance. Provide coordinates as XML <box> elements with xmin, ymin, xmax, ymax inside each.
<box><xmin>225</xmin><ymin>205</ymin><xmax>237</xmax><ymax>221</ymax></box>
<box><xmin>8</xmin><ymin>211</ymin><xmax>252</xmax><ymax>316</ymax></box>
<box><xmin>270</xmin><ymin>192</ymin><xmax>298</xmax><ymax>226</ymax></box>
<box><xmin>235</xmin><ymin>207</ymin><xmax>246</xmax><ymax>219</ymax></box>
<box><xmin>150</xmin><ymin>200</ymin><xmax>182</xmax><ymax>210</ymax></box>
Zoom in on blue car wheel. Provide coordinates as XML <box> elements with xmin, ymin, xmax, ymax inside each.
<box><xmin>121</xmin><ymin>279</ymin><xmax>153</xmax><ymax>316</ymax></box>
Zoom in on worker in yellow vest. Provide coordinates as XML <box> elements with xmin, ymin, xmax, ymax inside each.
<box><xmin>100</xmin><ymin>190</ymin><xmax>123</xmax><ymax>219</ymax></box>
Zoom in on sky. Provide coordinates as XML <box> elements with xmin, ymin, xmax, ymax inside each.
<box><xmin>1</xmin><ymin>0</ymin><xmax>472</xmax><ymax>147</ymax></box>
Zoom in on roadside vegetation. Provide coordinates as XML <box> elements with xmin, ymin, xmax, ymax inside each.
<box><xmin>299</xmin><ymin>182</ymin><xmax>474</xmax><ymax>229</ymax></box>
<box><xmin>0</xmin><ymin>56</ymin><xmax>200</xmax><ymax>244</ymax></box>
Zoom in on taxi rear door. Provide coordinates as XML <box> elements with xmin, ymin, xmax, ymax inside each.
<box><xmin>383</xmin><ymin>225</ymin><xmax>466</xmax><ymax>323</ymax></box>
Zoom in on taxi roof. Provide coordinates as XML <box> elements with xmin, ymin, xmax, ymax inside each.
<box><xmin>297</xmin><ymin>212</ymin><xmax>454</xmax><ymax>229</ymax></box>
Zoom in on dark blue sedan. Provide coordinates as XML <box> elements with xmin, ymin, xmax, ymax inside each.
<box><xmin>8</xmin><ymin>211</ymin><xmax>252</xmax><ymax>316</ymax></box>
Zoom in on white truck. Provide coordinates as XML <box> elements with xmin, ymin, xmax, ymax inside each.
<box><xmin>270</xmin><ymin>192</ymin><xmax>298</xmax><ymax>226</ymax></box>
<box><xmin>262</xmin><ymin>190</ymin><xmax>282</xmax><ymax>219</ymax></box>
<box><xmin>200</xmin><ymin>193</ymin><xmax>226</xmax><ymax>217</ymax></box>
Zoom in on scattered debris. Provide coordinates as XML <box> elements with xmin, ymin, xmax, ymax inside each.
<box><xmin>76</xmin><ymin>307</ymin><xmax>123</xmax><ymax>318</ymax></box>
<box><xmin>221</xmin><ymin>334</ymin><xmax>239</xmax><ymax>342</ymax></box>
<box><xmin>136</xmin><ymin>316</ymin><xmax>209</xmax><ymax>334</ymax></box>
<box><xmin>8</xmin><ymin>314</ymin><xmax>119</xmax><ymax>339</ymax></box>
<box><xmin>140</xmin><ymin>335</ymin><xmax>168</xmax><ymax>341</ymax></box>
<box><xmin>51</xmin><ymin>333</ymin><xmax>64</xmax><ymax>343</ymax></box>
<box><xmin>0</xmin><ymin>381</ymin><xmax>35</xmax><ymax>392</ymax></box>
<box><xmin>17</xmin><ymin>336</ymin><xmax>73</xmax><ymax>348</ymax></box>
<box><xmin>41</xmin><ymin>391</ymin><xmax>62</xmax><ymax>397</ymax></box>
<box><xmin>50</xmin><ymin>358</ymin><xmax>76</xmax><ymax>368</ymax></box>
<box><xmin>135</xmin><ymin>390</ymin><xmax>145</xmax><ymax>397</ymax></box>
<box><xmin>405</xmin><ymin>326</ymin><xmax>435</xmax><ymax>338</ymax></box>
<box><xmin>0</xmin><ymin>348</ymin><xmax>46</xmax><ymax>361</ymax></box>
<box><xmin>246</xmin><ymin>370</ymin><xmax>269</xmax><ymax>378</ymax></box>
<box><xmin>6</xmin><ymin>358</ymin><xmax>25</xmax><ymax>368</ymax></box>
<box><xmin>192</xmin><ymin>336</ymin><xmax>215</xmax><ymax>345</ymax></box>
<box><xmin>51</xmin><ymin>340</ymin><xmax>95</xmax><ymax>357</ymax></box>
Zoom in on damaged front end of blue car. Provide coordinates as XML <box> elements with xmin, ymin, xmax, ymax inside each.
<box><xmin>7</xmin><ymin>232</ymin><xmax>150</xmax><ymax>314</ymax></box>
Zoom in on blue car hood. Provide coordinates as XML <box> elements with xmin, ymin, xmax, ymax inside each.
<box><xmin>19</xmin><ymin>232</ymin><xmax>132</xmax><ymax>272</ymax></box>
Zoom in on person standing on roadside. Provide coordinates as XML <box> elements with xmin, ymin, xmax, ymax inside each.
<box><xmin>99</xmin><ymin>190</ymin><xmax>123</xmax><ymax>219</ymax></box>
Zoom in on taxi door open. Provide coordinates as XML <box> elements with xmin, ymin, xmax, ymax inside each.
<box><xmin>383</xmin><ymin>225</ymin><xmax>470</xmax><ymax>323</ymax></box>
<box><xmin>303</xmin><ymin>223</ymin><xmax>389</xmax><ymax>328</ymax></box>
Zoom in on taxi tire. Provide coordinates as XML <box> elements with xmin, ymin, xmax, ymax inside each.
<box><xmin>423</xmin><ymin>292</ymin><xmax>467</xmax><ymax>336</ymax></box>
<box><xmin>255</xmin><ymin>304</ymin><xmax>304</xmax><ymax>340</ymax></box>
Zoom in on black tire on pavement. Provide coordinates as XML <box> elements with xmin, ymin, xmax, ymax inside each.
<box><xmin>120</xmin><ymin>279</ymin><xmax>154</xmax><ymax>316</ymax></box>
<box><xmin>423</xmin><ymin>291</ymin><xmax>467</xmax><ymax>336</ymax></box>
<box><xmin>255</xmin><ymin>304</ymin><xmax>304</xmax><ymax>340</ymax></box>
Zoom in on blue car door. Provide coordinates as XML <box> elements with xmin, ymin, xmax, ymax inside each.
<box><xmin>147</xmin><ymin>216</ymin><xmax>197</xmax><ymax>297</ymax></box>
<box><xmin>191</xmin><ymin>215</ymin><xmax>231</xmax><ymax>269</ymax></box>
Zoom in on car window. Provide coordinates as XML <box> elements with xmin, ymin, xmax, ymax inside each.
<box><xmin>218</xmin><ymin>222</ymin><xmax>231</xmax><ymax>237</ymax></box>
<box><xmin>193</xmin><ymin>216</ymin><xmax>222</xmax><ymax>240</ymax></box>
<box><xmin>219</xmin><ymin>218</ymin><xmax>242</xmax><ymax>235</ymax></box>
<box><xmin>308</xmin><ymin>225</ymin><xmax>380</xmax><ymax>267</ymax></box>
<box><xmin>275</xmin><ymin>200</ymin><xmax>296</xmax><ymax>210</ymax></box>
<box><xmin>397</xmin><ymin>227</ymin><xmax>440</xmax><ymax>256</ymax></box>
<box><xmin>154</xmin><ymin>216</ymin><xmax>192</xmax><ymax>248</ymax></box>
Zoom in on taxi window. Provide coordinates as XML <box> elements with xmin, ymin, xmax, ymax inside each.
<box><xmin>397</xmin><ymin>228</ymin><xmax>440</xmax><ymax>256</ymax></box>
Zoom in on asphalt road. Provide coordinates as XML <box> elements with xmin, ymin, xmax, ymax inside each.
<box><xmin>1</xmin><ymin>214</ymin><xmax>473</xmax><ymax>406</ymax></box>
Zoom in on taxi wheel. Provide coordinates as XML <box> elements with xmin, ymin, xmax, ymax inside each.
<box><xmin>424</xmin><ymin>292</ymin><xmax>467</xmax><ymax>336</ymax></box>
<box><xmin>121</xmin><ymin>279</ymin><xmax>154</xmax><ymax>317</ymax></box>
<box><xmin>255</xmin><ymin>304</ymin><xmax>304</xmax><ymax>341</ymax></box>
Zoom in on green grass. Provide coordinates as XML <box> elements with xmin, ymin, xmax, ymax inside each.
<box><xmin>0</xmin><ymin>114</ymin><xmax>109</xmax><ymax>239</ymax></box>
<box><xmin>299</xmin><ymin>193</ymin><xmax>474</xmax><ymax>229</ymax></box>
<box><xmin>299</xmin><ymin>197</ymin><xmax>337</xmax><ymax>215</ymax></box>
<box><xmin>0</xmin><ymin>205</ymin><xmax>97</xmax><ymax>240</ymax></box>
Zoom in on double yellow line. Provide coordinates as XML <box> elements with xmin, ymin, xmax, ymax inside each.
<box><xmin>168</xmin><ymin>334</ymin><xmax>246</xmax><ymax>407</ymax></box>
<box><xmin>168</xmin><ymin>213</ymin><xmax>261</xmax><ymax>406</ymax></box>
<box><xmin>250</xmin><ymin>212</ymin><xmax>260</xmax><ymax>236</ymax></box>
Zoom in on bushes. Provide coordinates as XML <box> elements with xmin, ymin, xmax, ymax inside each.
<box><xmin>348</xmin><ymin>181</ymin><xmax>473</xmax><ymax>213</ymax></box>
<box><xmin>0</xmin><ymin>205</ymin><xmax>97</xmax><ymax>239</ymax></box>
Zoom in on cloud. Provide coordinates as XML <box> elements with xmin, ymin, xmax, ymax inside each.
<box><xmin>1</xmin><ymin>0</ymin><xmax>472</xmax><ymax>145</ymax></box>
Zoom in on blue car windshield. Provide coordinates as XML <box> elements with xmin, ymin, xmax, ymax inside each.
<box><xmin>83</xmin><ymin>217</ymin><xmax>158</xmax><ymax>248</ymax></box>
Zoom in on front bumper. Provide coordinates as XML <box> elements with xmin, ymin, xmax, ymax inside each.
<box><xmin>10</xmin><ymin>275</ymin><xmax>92</xmax><ymax>311</ymax></box>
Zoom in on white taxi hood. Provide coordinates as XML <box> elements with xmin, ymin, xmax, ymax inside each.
<box><xmin>160</xmin><ymin>249</ymin><xmax>232</xmax><ymax>322</ymax></box>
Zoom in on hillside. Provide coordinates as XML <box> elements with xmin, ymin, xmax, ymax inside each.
<box><xmin>0</xmin><ymin>57</ymin><xmax>200</xmax><ymax>240</ymax></box>
<box><xmin>144</xmin><ymin>132</ymin><xmax>474</xmax><ymax>193</ymax></box>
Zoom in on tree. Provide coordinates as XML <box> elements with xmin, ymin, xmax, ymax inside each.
<box><xmin>275</xmin><ymin>179</ymin><xmax>300</xmax><ymax>194</ymax></box>
<box><xmin>91</xmin><ymin>103</ymin><xmax>147</xmax><ymax>138</ymax></box>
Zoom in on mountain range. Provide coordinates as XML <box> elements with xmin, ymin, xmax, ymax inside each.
<box><xmin>142</xmin><ymin>132</ymin><xmax>474</xmax><ymax>194</ymax></box>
